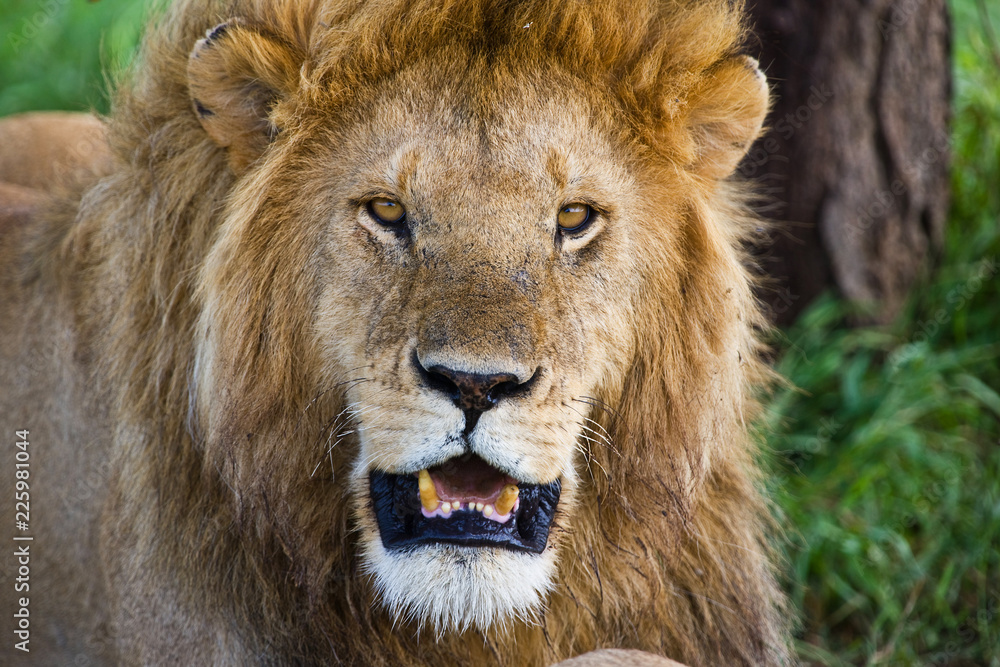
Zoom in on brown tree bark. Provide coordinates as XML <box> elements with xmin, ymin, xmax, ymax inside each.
<box><xmin>744</xmin><ymin>0</ymin><xmax>951</xmax><ymax>325</ymax></box>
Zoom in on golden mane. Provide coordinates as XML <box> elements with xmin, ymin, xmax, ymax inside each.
<box><xmin>26</xmin><ymin>0</ymin><xmax>793</xmax><ymax>664</ymax></box>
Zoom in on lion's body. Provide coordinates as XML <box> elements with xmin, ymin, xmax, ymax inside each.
<box><xmin>0</xmin><ymin>0</ymin><xmax>790</xmax><ymax>665</ymax></box>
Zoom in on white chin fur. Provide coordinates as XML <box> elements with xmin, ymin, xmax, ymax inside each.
<box><xmin>362</xmin><ymin>538</ymin><xmax>557</xmax><ymax>634</ymax></box>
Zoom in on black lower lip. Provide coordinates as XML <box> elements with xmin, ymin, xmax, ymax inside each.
<box><xmin>369</xmin><ymin>470</ymin><xmax>561</xmax><ymax>554</ymax></box>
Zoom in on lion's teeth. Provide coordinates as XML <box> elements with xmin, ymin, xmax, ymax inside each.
<box><xmin>495</xmin><ymin>484</ymin><xmax>519</xmax><ymax>516</ymax></box>
<box><xmin>418</xmin><ymin>469</ymin><xmax>439</xmax><ymax>513</ymax></box>
<box><xmin>418</xmin><ymin>473</ymin><xmax>518</xmax><ymax>519</ymax></box>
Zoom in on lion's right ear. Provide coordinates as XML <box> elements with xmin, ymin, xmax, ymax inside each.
<box><xmin>187</xmin><ymin>20</ymin><xmax>302</xmax><ymax>173</ymax></box>
<box><xmin>684</xmin><ymin>55</ymin><xmax>770</xmax><ymax>180</ymax></box>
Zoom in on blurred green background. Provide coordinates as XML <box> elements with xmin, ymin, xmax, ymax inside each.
<box><xmin>2</xmin><ymin>0</ymin><xmax>998</xmax><ymax>664</ymax></box>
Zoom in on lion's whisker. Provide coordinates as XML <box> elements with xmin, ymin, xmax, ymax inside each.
<box><xmin>337</xmin><ymin>376</ymin><xmax>372</xmax><ymax>392</ymax></box>
<box><xmin>328</xmin><ymin>439</ymin><xmax>336</xmax><ymax>479</ymax></box>
<box><xmin>566</xmin><ymin>401</ymin><xmax>623</xmax><ymax>457</ymax></box>
<box><xmin>689</xmin><ymin>529</ymin><xmax>759</xmax><ymax>556</ymax></box>
<box><xmin>566</xmin><ymin>400</ymin><xmax>615</xmax><ymax>439</ymax></box>
<box><xmin>573</xmin><ymin>442</ymin><xmax>603</xmax><ymax>487</ymax></box>
<box><xmin>583</xmin><ymin>415</ymin><xmax>614</xmax><ymax>442</ymax></box>
<box><xmin>297</xmin><ymin>378</ymin><xmax>373</xmax><ymax>438</ymax></box>
<box><xmin>575</xmin><ymin>435</ymin><xmax>612</xmax><ymax>480</ymax></box>
<box><xmin>344</xmin><ymin>403</ymin><xmax>385</xmax><ymax>419</ymax></box>
<box><xmin>575</xmin><ymin>397</ymin><xmax>648</xmax><ymax>475</ymax></box>
<box><xmin>573</xmin><ymin>395</ymin><xmax>626</xmax><ymax>425</ymax></box>
<box><xmin>578</xmin><ymin>422</ymin><xmax>620</xmax><ymax>458</ymax></box>
<box><xmin>310</xmin><ymin>399</ymin><xmax>391</xmax><ymax>479</ymax></box>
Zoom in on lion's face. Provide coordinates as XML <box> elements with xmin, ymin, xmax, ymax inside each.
<box><xmin>190</xmin><ymin>12</ymin><xmax>768</xmax><ymax>637</ymax></box>
<box><xmin>307</xmin><ymin>65</ymin><xmax>649</xmax><ymax>630</ymax></box>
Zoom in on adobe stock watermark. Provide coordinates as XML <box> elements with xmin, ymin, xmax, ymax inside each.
<box><xmin>763</xmin><ymin>286</ymin><xmax>801</xmax><ymax>321</ymax></box>
<box><xmin>861</xmin><ymin>456</ymin><xmax>999</xmax><ymax>660</ymax></box>
<box><xmin>11</xmin><ymin>430</ymin><xmax>33</xmax><ymax>654</ymax></box>
<box><xmin>928</xmin><ymin>589</ymin><xmax>1000</xmax><ymax>663</ymax></box>
<box><xmin>865</xmin><ymin>460</ymin><xmax>964</xmax><ymax>568</ymax></box>
<box><xmin>6</xmin><ymin>0</ymin><xmax>69</xmax><ymax>54</ymax></box>
<box><xmin>878</xmin><ymin>0</ymin><xmax>922</xmax><ymax>40</ymax></box>
<box><xmin>850</xmin><ymin>131</ymin><xmax>949</xmax><ymax>239</ymax></box>
<box><xmin>797</xmin><ymin>416</ymin><xmax>841</xmax><ymax>461</ymax></box>
<box><xmin>51</xmin><ymin>131</ymin><xmax>109</xmax><ymax>186</ymax></box>
<box><xmin>889</xmin><ymin>256</ymin><xmax>998</xmax><ymax>369</ymax></box>
<box><xmin>740</xmin><ymin>83</ymin><xmax>834</xmax><ymax>178</ymax></box>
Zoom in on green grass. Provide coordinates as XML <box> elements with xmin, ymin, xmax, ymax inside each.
<box><xmin>0</xmin><ymin>0</ymin><xmax>145</xmax><ymax>116</ymax></box>
<box><xmin>1</xmin><ymin>0</ymin><xmax>998</xmax><ymax>664</ymax></box>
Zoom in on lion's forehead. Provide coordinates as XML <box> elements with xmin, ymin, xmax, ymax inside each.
<box><xmin>333</xmin><ymin>64</ymin><xmax>634</xmax><ymax>209</ymax></box>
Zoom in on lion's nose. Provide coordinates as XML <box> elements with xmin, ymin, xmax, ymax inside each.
<box><xmin>415</xmin><ymin>356</ymin><xmax>537</xmax><ymax>433</ymax></box>
<box><xmin>423</xmin><ymin>366</ymin><xmax>522</xmax><ymax>413</ymax></box>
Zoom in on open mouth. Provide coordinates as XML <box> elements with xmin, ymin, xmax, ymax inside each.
<box><xmin>370</xmin><ymin>453</ymin><xmax>561</xmax><ymax>554</ymax></box>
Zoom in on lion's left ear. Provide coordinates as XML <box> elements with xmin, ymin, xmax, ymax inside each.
<box><xmin>685</xmin><ymin>55</ymin><xmax>770</xmax><ymax>180</ymax></box>
<box><xmin>187</xmin><ymin>19</ymin><xmax>303</xmax><ymax>173</ymax></box>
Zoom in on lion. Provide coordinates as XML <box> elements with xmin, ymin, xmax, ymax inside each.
<box><xmin>0</xmin><ymin>0</ymin><xmax>790</xmax><ymax>664</ymax></box>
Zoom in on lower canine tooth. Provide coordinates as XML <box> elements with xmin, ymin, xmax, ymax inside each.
<box><xmin>495</xmin><ymin>484</ymin><xmax>519</xmax><ymax>515</ymax></box>
<box><xmin>418</xmin><ymin>470</ymin><xmax>438</xmax><ymax>513</ymax></box>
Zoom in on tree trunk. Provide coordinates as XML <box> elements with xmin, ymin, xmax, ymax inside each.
<box><xmin>744</xmin><ymin>0</ymin><xmax>951</xmax><ymax>325</ymax></box>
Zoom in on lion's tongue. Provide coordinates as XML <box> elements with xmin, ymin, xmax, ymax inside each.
<box><xmin>428</xmin><ymin>454</ymin><xmax>515</xmax><ymax>504</ymax></box>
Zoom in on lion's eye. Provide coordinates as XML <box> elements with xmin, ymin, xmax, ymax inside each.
<box><xmin>367</xmin><ymin>198</ymin><xmax>406</xmax><ymax>226</ymax></box>
<box><xmin>557</xmin><ymin>203</ymin><xmax>593</xmax><ymax>233</ymax></box>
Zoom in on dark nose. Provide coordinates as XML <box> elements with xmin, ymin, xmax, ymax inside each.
<box><xmin>414</xmin><ymin>355</ymin><xmax>536</xmax><ymax>433</ymax></box>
